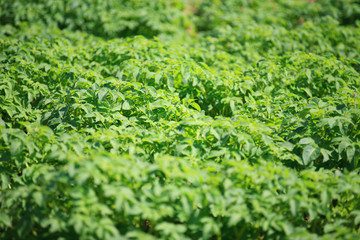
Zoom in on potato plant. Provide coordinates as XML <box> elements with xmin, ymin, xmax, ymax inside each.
<box><xmin>0</xmin><ymin>0</ymin><xmax>360</xmax><ymax>239</ymax></box>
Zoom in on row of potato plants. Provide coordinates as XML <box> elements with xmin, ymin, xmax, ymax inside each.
<box><xmin>1</xmin><ymin>0</ymin><xmax>360</xmax><ymax>239</ymax></box>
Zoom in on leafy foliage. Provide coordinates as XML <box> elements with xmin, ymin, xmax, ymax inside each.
<box><xmin>1</xmin><ymin>0</ymin><xmax>360</xmax><ymax>239</ymax></box>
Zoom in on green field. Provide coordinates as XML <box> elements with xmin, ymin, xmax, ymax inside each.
<box><xmin>1</xmin><ymin>0</ymin><xmax>360</xmax><ymax>239</ymax></box>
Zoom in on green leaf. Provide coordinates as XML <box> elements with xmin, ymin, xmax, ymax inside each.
<box><xmin>289</xmin><ymin>199</ymin><xmax>299</xmax><ymax>216</ymax></box>
<box><xmin>1</xmin><ymin>174</ymin><xmax>10</xmax><ymax>189</ymax></box>
<box><xmin>298</xmin><ymin>137</ymin><xmax>314</xmax><ymax>145</ymax></box>
<box><xmin>281</xmin><ymin>142</ymin><xmax>294</xmax><ymax>151</ymax></box>
<box><xmin>190</xmin><ymin>102</ymin><xmax>201</xmax><ymax>111</ymax></box>
<box><xmin>0</xmin><ymin>212</ymin><xmax>11</xmax><ymax>227</ymax></box>
<box><xmin>320</xmin><ymin>148</ymin><xmax>330</xmax><ymax>162</ymax></box>
<box><xmin>302</xmin><ymin>145</ymin><xmax>320</xmax><ymax>165</ymax></box>
<box><xmin>346</xmin><ymin>145</ymin><xmax>355</xmax><ymax>162</ymax></box>
<box><xmin>354</xmin><ymin>211</ymin><xmax>360</xmax><ymax>225</ymax></box>
<box><xmin>338</xmin><ymin>139</ymin><xmax>351</xmax><ymax>154</ymax></box>
<box><xmin>122</xmin><ymin>101</ymin><xmax>131</xmax><ymax>110</ymax></box>
<box><xmin>182</xmin><ymin>71</ymin><xmax>191</xmax><ymax>85</ymax></box>
<box><xmin>166</xmin><ymin>73</ymin><xmax>175</xmax><ymax>92</ymax></box>
<box><xmin>321</xmin><ymin>190</ymin><xmax>330</xmax><ymax>206</ymax></box>
<box><xmin>155</xmin><ymin>72</ymin><xmax>162</xmax><ymax>84</ymax></box>
<box><xmin>228</xmin><ymin>213</ymin><xmax>242</xmax><ymax>227</ymax></box>
<box><xmin>0</xmin><ymin>117</ymin><xmax>5</xmax><ymax>127</ymax></box>
<box><xmin>306</xmin><ymin>69</ymin><xmax>312</xmax><ymax>81</ymax></box>
<box><xmin>33</xmin><ymin>192</ymin><xmax>44</xmax><ymax>206</ymax></box>
<box><xmin>281</xmin><ymin>221</ymin><xmax>294</xmax><ymax>235</ymax></box>
<box><xmin>98</xmin><ymin>88</ymin><xmax>108</xmax><ymax>102</ymax></box>
<box><xmin>353</xmin><ymin>155</ymin><xmax>359</xmax><ymax>169</ymax></box>
<box><xmin>132</xmin><ymin>67</ymin><xmax>140</xmax><ymax>80</ymax></box>
<box><xmin>10</xmin><ymin>139</ymin><xmax>23</xmax><ymax>156</ymax></box>
<box><xmin>302</xmin><ymin>88</ymin><xmax>312</xmax><ymax>97</ymax></box>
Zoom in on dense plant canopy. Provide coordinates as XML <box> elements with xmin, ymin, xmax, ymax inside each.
<box><xmin>0</xmin><ymin>0</ymin><xmax>360</xmax><ymax>239</ymax></box>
